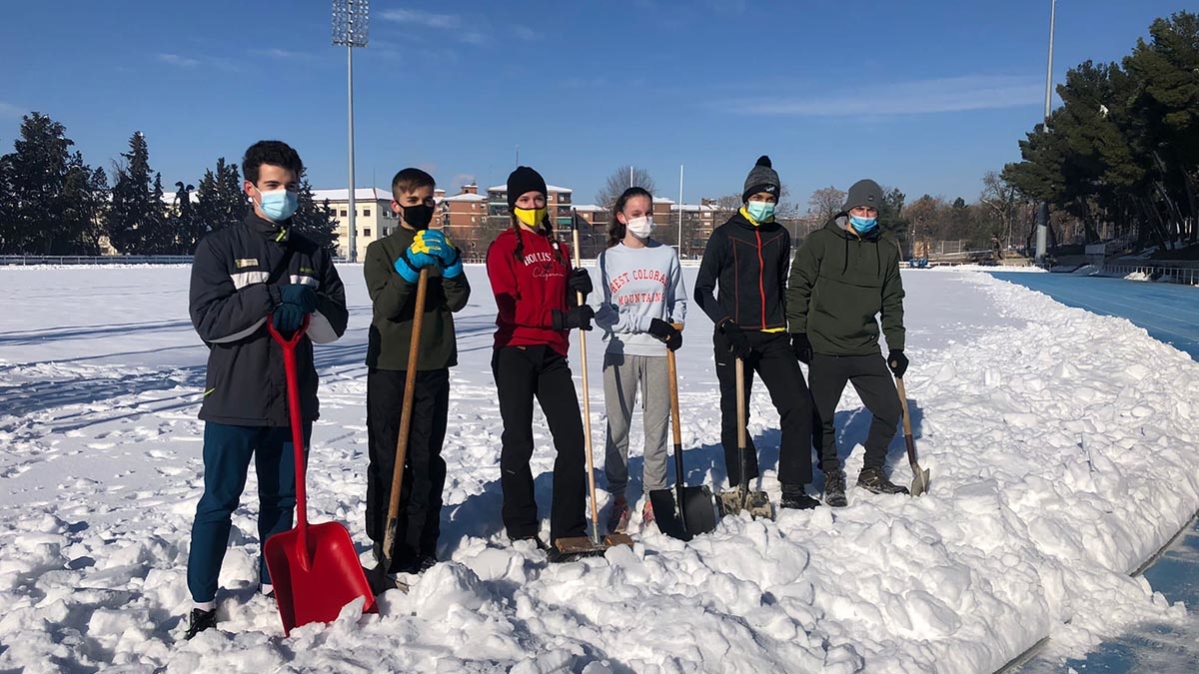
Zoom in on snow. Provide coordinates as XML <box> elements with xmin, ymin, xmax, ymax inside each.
<box><xmin>2</xmin><ymin>266</ymin><xmax>1198</xmax><ymax>672</ymax></box>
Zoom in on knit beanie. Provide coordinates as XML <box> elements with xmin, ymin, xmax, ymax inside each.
<box><xmin>507</xmin><ymin>166</ymin><xmax>547</xmax><ymax>209</ymax></box>
<box><xmin>842</xmin><ymin>179</ymin><xmax>884</xmax><ymax>212</ymax></box>
<box><xmin>742</xmin><ymin>155</ymin><xmax>780</xmax><ymax>203</ymax></box>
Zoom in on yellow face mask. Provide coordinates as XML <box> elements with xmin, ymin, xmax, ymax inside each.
<box><xmin>513</xmin><ymin>207</ymin><xmax>547</xmax><ymax>227</ymax></box>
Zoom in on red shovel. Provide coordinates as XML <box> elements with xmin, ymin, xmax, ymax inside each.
<box><xmin>265</xmin><ymin>316</ymin><xmax>376</xmax><ymax>636</ymax></box>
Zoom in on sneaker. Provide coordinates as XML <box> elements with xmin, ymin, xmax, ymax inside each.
<box><xmin>398</xmin><ymin>555</ymin><xmax>438</xmax><ymax>575</ymax></box>
<box><xmin>779</xmin><ymin>485</ymin><xmax>821</xmax><ymax>510</ymax></box>
<box><xmin>823</xmin><ymin>471</ymin><xmax>848</xmax><ymax>508</ymax></box>
<box><xmin>606</xmin><ymin>496</ymin><xmax>630</xmax><ymax>533</ymax></box>
<box><xmin>184</xmin><ymin>608</ymin><xmax>217</xmax><ymax>640</ymax></box>
<box><xmin>641</xmin><ymin>501</ymin><xmax>655</xmax><ymax>528</ymax></box>
<box><xmin>510</xmin><ymin>535</ymin><xmax>551</xmax><ymax>552</ymax></box>
<box><xmin>857</xmin><ymin>467</ymin><xmax>910</xmax><ymax>495</ymax></box>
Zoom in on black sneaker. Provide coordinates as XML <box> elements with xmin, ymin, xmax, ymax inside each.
<box><xmin>779</xmin><ymin>485</ymin><xmax>821</xmax><ymax>510</ymax></box>
<box><xmin>510</xmin><ymin>535</ymin><xmax>551</xmax><ymax>552</ymax></box>
<box><xmin>184</xmin><ymin>608</ymin><xmax>217</xmax><ymax>640</ymax></box>
<box><xmin>398</xmin><ymin>555</ymin><xmax>438</xmax><ymax>575</ymax></box>
<box><xmin>823</xmin><ymin>471</ymin><xmax>848</xmax><ymax>508</ymax></box>
<box><xmin>857</xmin><ymin>467</ymin><xmax>910</xmax><ymax>495</ymax></box>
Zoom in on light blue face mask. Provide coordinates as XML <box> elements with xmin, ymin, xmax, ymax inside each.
<box><xmin>746</xmin><ymin>201</ymin><xmax>776</xmax><ymax>223</ymax></box>
<box><xmin>258</xmin><ymin>188</ymin><xmax>299</xmax><ymax>222</ymax></box>
<box><xmin>849</xmin><ymin>215</ymin><xmax>878</xmax><ymax>233</ymax></box>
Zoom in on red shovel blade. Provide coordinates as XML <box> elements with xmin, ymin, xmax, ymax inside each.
<box><xmin>264</xmin><ymin>521</ymin><xmax>377</xmax><ymax>636</ymax></box>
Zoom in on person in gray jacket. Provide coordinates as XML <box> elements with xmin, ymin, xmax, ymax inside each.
<box><xmin>592</xmin><ymin>187</ymin><xmax>686</xmax><ymax>533</ymax></box>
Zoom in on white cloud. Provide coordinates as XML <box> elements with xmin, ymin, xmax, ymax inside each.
<box><xmin>252</xmin><ymin>48</ymin><xmax>313</xmax><ymax>61</ymax></box>
<box><xmin>379</xmin><ymin>9</ymin><xmax>460</xmax><ymax>29</ymax></box>
<box><xmin>0</xmin><ymin>101</ymin><xmax>21</xmax><ymax>117</ymax></box>
<box><xmin>730</xmin><ymin>75</ymin><xmax>1043</xmax><ymax>117</ymax></box>
<box><xmin>513</xmin><ymin>26</ymin><xmax>537</xmax><ymax>41</ymax></box>
<box><xmin>451</xmin><ymin>173</ymin><xmax>477</xmax><ymax>189</ymax></box>
<box><xmin>157</xmin><ymin>53</ymin><xmax>200</xmax><ymax>67</ymax></box>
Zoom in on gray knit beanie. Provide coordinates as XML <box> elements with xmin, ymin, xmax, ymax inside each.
<box><xmin>842</xmin><ymin>179</ymin><xmax>884</xmax><ymax>212</ymax></box>
<box><xmin>742</xmin><ymin>155</ymin><xmax>780</xmax><ymax>203</ymax></box>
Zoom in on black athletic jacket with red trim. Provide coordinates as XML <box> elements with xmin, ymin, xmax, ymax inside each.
<box><xmin>694</xmin><ymin>210</ymin><xmax>791</xmax><ymax>331</ymax></box>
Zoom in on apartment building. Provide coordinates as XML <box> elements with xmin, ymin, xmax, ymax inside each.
<box><xmin>311</xmin><ymin>187</ymin><xmax>398</xmax><ymax>261</ymax></box>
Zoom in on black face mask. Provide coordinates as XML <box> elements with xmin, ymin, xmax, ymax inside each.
<box><xmin>402</xmin><ymin>203</ymin><xmax>435</xmax><ymax>230</ymax></box>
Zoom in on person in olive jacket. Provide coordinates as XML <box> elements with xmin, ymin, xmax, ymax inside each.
<box><xmin>786</xmin><ymin>179</ymin><xmax>910</xmax><ymax>507</ymax></box>
<box><xmin>363</xmin><ymin>167</ymin><xmax>470</xmax><ymax>575</ymax></box>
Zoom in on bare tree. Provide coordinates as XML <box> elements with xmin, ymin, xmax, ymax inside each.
<box><xmin>979</xmin><ymin>170</ymin><xmax>1018</xmax><ymax>250</ymax></box>
<box><xmin>807</xmin><ymin>186</ymin><xmax>846</xmax><ymax>224</ymax></box>
<box><xmin>595</xmin><ymin>165</ymin><xmax>657</xmax><ymax>208</ymax></box>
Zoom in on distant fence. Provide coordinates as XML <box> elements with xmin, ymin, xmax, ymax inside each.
<box><xmin>1099</xmin><ymin>263</ymin><xmax>1199</xmax><ymax>286</ymax></box>
<box><xmin>0</xmin><ymin>255</ymin><xmax>195</xmax><ymax>266</ymax></box>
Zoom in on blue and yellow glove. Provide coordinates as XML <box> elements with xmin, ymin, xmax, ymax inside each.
<box><xmin>418</xmin><ymin>230</ymin><xmax>463</xmax><ymax>279</ymax></box>
<box><xmin>395</xmin><ymin>230</ymin><xmax>462</xmax><ymax>282</ymax></box>
<box><xmin>394</xmin><ymin>232</ymin><xmax>438</xmax><ymax>283</ymax></box>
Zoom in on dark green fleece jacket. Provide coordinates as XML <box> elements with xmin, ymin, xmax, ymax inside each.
<box><xmin>785</xmin><ymin>217</ymin><xmax>905</xmax><ymax>356</ymax></box>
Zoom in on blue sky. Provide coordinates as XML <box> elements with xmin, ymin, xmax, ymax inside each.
<box><xmin>0</xmin><ymin>0</ymin><xmax>1187</xmax><ymax>209</ymax></box>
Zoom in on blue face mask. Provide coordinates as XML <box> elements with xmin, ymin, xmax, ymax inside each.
<box><xmin>745</xmin><ymin>201</ymin><xmax>775</xmax><ymax>223</ymax></box>
<box><xmin>257</xmin><ymin>188</ymin><xmax>299</xmax><ymax>222</ymax></box>
<box><xmin>849</xmin><ymin>215</ymin><xmax>878</xmax><ymax>233</ymax></box>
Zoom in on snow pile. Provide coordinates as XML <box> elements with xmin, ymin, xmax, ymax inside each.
<box><xmin>1</xmin><ymin>266</ymin><xmax>1198</xmax><ymax>672</ymax></box>
<box><xmin>1125</xmin><ymin>271</ymin><xmax>1153</xmax><ymax>281</ymax></box>
<box><xmin>928</xmin><ymin>264</ymin><xmax>1044</xmax><ymax>273</ymax></box>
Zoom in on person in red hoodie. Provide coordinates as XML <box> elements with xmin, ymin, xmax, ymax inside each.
<box><xmin>486</xmin><ymin>166</ymin><xmax>595</xmax><ymax>551</ymax></box>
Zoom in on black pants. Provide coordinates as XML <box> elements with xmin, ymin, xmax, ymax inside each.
<box><xmin>492</xmin><ymin>345</ymin><xmax>587</xmax><ymax>542</ymax></box>
<box><xmin>366</xmin><ymin>367</ymin><xmax>449</xmax><ymax>571</ymax></box>
<box><xmin>714</xmin><ymin>330</ymin><xmax>813</xmax><ymax>487</ymax></box>
<box><xmin>809</xmin><ymin>353</ymin><xmax>901</xmax><ymax>474</ymax></box>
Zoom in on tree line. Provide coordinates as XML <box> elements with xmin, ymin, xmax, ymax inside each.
<box><xmin>0</xmin><ymin>112</ymin><xmax>339</xmax><ymax>256</ymax></box>
<box><xmin>1003</xmin><ymin>10</ymin><xmax>1199</xmax><ymax>253</ymax></box>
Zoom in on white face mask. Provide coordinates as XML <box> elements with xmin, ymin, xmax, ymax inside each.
<box><xmin>626</xmin><ymin>215</ymin><xmax>654</xmax><ymax>239</ymax></box>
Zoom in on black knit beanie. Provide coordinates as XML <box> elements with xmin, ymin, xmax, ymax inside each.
<box><xmin>507</xmin><ymin>166</ymin><xmax>548</xmax><ymax>209</ymax></box>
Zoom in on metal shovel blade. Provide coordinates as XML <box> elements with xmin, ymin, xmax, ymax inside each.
<box><xmin>649</xmin><ymin>485</ymin><xmax>719</xmax><ymax>541</ymax></box>
<box><xmin>911</xmin><ymin>466</ymin><xmax>931</xmax><ymax>497</ymax></box>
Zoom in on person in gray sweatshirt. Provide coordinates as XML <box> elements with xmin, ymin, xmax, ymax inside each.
<box><xmin>591</xmin><ymin>186</ymin><xmax>687</xmax><ymax>533</ymax></box>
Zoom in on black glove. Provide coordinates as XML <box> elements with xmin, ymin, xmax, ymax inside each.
<box><xmin>552</xmin><ymin>305</ymin><xmax>594</xmax><ymax>331</ymax></box>
<box><xmin>719</xmin><ymin>320</ymin><xmax>753</xmax><ymax>361</ymax></box>
<box><xmin>888</xmin><ymin>350</ymin><xmax>909</xmax><ymax>378</ymax></box>
<box><xmin>272</xmin><ymin>284</ymin><xmax>317</xmax><ymax>335</ymax></box>
<box><xmin>567</xmin><ymin>268</ymin><xmax>593</xmax><ymax>298</ymax></box>
<box><xmin>791</xmin><ymin>333</ymin><xmax>813</xmax><ymax>364</ymax></box>
<box><xmin>647</xmin><ymin>318</ymin><xmax>682</xmax><ymax>351</ymax></box>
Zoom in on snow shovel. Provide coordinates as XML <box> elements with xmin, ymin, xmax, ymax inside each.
<box><xmin>264</xmin><ymin>317</ymin><xmax>376</xmax><ymax>636</ymax></box>
<box><xmin>648</xmin><ymin>343</ymin><xmax>718</xmax><ymax>541</ymax></box>
<box><xmin>553</xmin><ymin>227</ymin><xmax>634</xmax><ymax>561</ymax></box>
<box><xmin>367</xmin><ymin>267</ymin><xmax>432</xmax><ymax>595</ymax></box>
<box><xmin>717</xmin><ymin>357</ymin><xmax>773</xmax><ymax>519</ymax></box>
<box><xmin>894</xmin><ymin>376</ymin><xmax>931</xmax><ymax>497</ymax></box>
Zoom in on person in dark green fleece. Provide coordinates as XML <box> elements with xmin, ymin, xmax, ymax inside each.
<box><xmin>363</xmin><ymin>167</ymin><xmax>470</xmax><ymax>574</ymax></box>
<box><xmin>786</xmin><ymin>179</ymin><xmax>909</xmax><ymax>507</ymax></box>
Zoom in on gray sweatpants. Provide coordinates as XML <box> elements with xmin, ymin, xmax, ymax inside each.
<box><xmin>603</xmin><ymin>352</ymin><xmax>671</xmax><ymax>496</ymax></box>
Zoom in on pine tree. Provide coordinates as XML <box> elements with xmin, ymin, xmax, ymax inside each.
<box><xmin>107</xmin><ymin>131</ymin><xmax>167</xmax><ymax>254</ymax></box>
<box><xmin>193</xmin><ymin>157</ymin><xmax>247</xmax><ymax>245</ymax></box>
<box><xmin>291</xmin><ymin>169</ymin><xmax>340</xmax><ymax>253</ymax></box>
<box><xmin>0</xmin><ymin>112</ymin><xmax>107</xmax><ymax>254</ymax></box>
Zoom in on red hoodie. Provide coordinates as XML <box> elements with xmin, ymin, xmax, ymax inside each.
<box><xmin>486</xmin><ymin>226</ymin><xmax>574</xmax><ymax>355</ymax></box>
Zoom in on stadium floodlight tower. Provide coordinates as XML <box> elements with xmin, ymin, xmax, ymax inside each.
<box><xmin>1035</xmin><ymin>0</ymin><xmax>1056</xmax><ymax>267</ymax></box>
<box><xmin>332</xmin><ymin>0</ymin><xmax>369</xmax><ymax>262</ymax></box>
